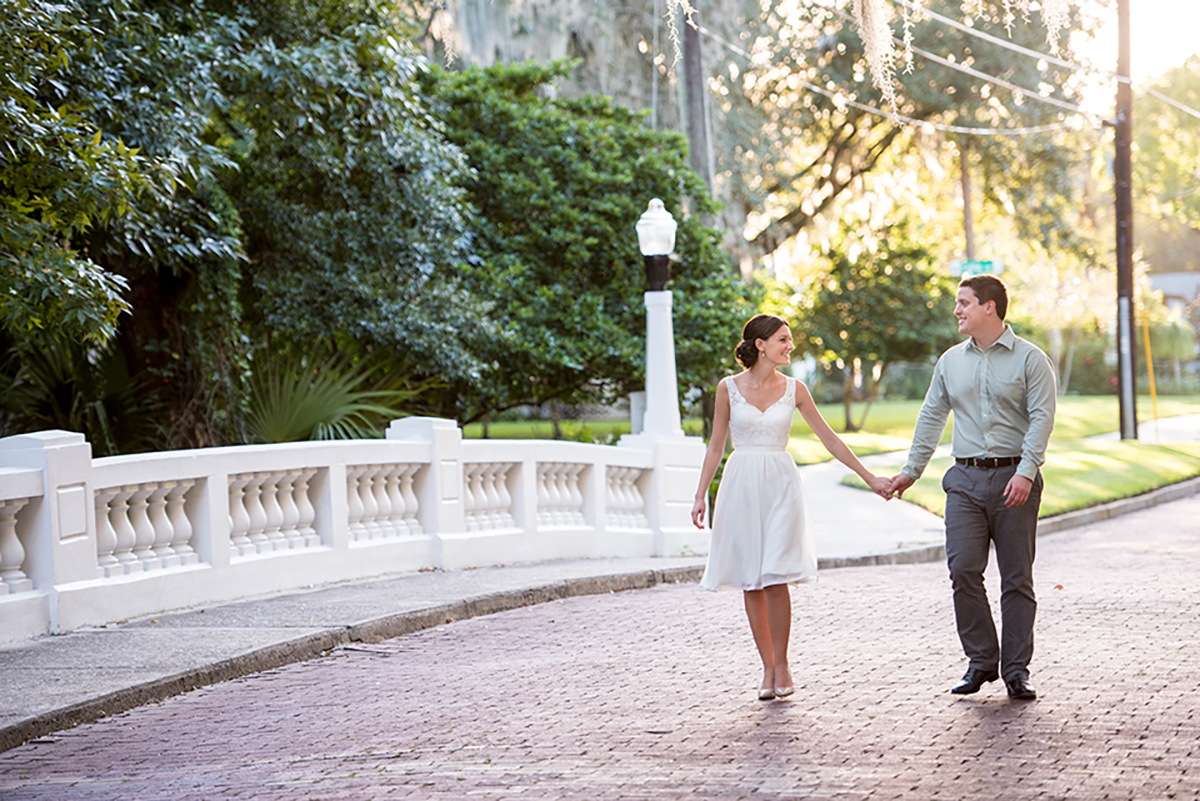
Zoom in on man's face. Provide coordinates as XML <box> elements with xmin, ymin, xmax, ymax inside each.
<box><xmin>955</xmin><ymin>287</ymin><xmax>993</xmax><ymax>337</ymax></box>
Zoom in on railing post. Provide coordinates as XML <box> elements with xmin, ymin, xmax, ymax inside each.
<box><xmin>386</xmin><ymin>417</ymin><xmax>464</xmax><ymax>567</ymax></box>
<box><xmin>0</xmin><ymin>431</ymin><xmax>97</xmax><ymax>631</ymax></box>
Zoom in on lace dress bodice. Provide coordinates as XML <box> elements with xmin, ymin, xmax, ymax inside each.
<box><xmin>725</xmin><ymin>376</ymin><xmax>796</xmax><ymax>452</ymax></box>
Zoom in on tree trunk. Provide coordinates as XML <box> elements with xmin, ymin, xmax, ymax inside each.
<box><xmin>549</xmin><ymin>400</ymin><xmax>562</xmax><ymax>440</ymax></box>
<box><xmin>1061</xmin><ymin>331</ymin><xmax>1077</xmax><ymax>395</ymax></box>
<box><xmin>854</xmin><ymin>361</ymin><xmax>889</xmax><ymax>431</ymax></box>
<box><xmin>961</xmin><ymin>137</ymin><xmax>976</xmax><ymax>261</ymax></box>
<box><xmin>842</xmin><ymin>367</ymin><xmax>858</xmax><ymax>432</ymax></box>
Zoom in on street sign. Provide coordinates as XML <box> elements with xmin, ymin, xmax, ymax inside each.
<box><xmin>950</xmin><ymin>258</ymin><xmax>1005</xmax><ymax>277</ymax></box>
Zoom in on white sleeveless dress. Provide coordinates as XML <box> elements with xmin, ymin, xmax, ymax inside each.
<box><xmin>700</xmin><ymin>376</ymin><xmax>816</xmax><ymax>591</ymax></box>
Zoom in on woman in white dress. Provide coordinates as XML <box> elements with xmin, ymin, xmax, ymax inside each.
<box><xmin>691</xmin><ymin>314</ymin><xmax>893</xmax><ymax>700</ymax></box>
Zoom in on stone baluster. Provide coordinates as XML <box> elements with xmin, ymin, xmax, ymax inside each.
<box><xmin>568</xmin><ymin>464</ymin><xmax>586</xmax><ymax>526</ymax></box>
<box><xmin>369</xmin><ymin>466</ymin><xmax>394</xmax><ymax>539</ymax></box>
<box><xmin>275</xmin><ymin>470</ymin><xmax>302</xmax><ymax>550</ymax></box>
<box><xmin>465</xmin><ymin>462</ymin><xmax>484</xmax><ymax>532</ymax></box>
<box><xmin>258</xmin><ymin>473</ymin><xmax>286</xmax><ymax>552</ymax></box>
<box><xmin>165</xmin><ymin>480</ymin><xmax>197</xmax><ymax>565</ymax></box>
<box><xmin>345</xmin><ymin>466</ymin><xmax>367</xmax><ymax>542</ymax></box>
<box><xmin>147</xmin><ymin>482</ymin><xmax>178</xmax><ymax>569</ymax></box>
<box><xmin>535</xmin><ymin>465</ymin><xmax>552</xmax><ymax>527</ymax></box>
<box><xmin>293</xmin><ymin>469</ymin><xmax>319</xmax><ymax>546</ymax></box>
<box><xmin>481</xmin><ymin>465</ymin><xmax>502</xmax><ymax>530</ymax></box>
<box><xmin>228</xmin><ymin>473</ymin><xmax>254</xmax><ymax>558</ymax></box>
<box><xmin>383</xmin><ymin>465</ymin><xmax>407</xmax><ymax>537</ymax></box>
<box><xmin>399</xmin><ymin>464</ymin><xmax>421</xmax><ymax>535</ymax></box>
<box><xmin>357</xmin><ymin>465</ymin><xmax>381</xmax><ymax>540</ymax></box>
<box><xmin>127</xmin><ymin>484</ymin><xmax>160</xmax><ymax>570</ymax></box>
<box><xmin>110</xmin><ymin>486</ymin><xmax>142</xmax><ymax>574</ymax></box>
<box><xmin>0</xmin><ymin>497</ymin><xmax>33</xmax><ymax>594</ymax></box>
<box><xmin>491</xmin><ymin>464</ymin><xmax>515</xmax><ymax>529</ymax></box>
<box><xmin>94</xmin><ymin>487</ymin><xmax>121</xmax><ymax>577</ymax></box>
<box><xmin>243</xmin><ymin>473</ymin><xmax>270</xmax><ymax>554</ymax></box>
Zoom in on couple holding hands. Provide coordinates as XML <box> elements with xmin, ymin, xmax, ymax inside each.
<box><xmin>691</xmin><ymin>275</ymin><xmax>1056</xmax><ymax>702</ymax></box>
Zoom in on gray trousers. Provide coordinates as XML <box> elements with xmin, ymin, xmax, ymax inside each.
<box><xmin>942</xmin><ymin>464</ymin><xmax>1043</xmax><ymax>680</ymax></box>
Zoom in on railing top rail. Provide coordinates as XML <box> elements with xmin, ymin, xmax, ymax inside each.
<box><xmin>0</xmin><ymin>467</ymin><xmax>43</xmax><ymax>502</ymax></box>
<box><xmin>461</xmin><ymin>438</ymin><xmax>655</xmax><ymax>468</ymax></box>
<box><xmin>93</xmin><ymin>438</ymin><xmax>434</xmax><ymax>487</ymax></box>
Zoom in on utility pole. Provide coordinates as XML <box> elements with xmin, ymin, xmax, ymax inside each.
<box><xmin>1114</xmin><ymin>0</ymin><xmax>1137</xmax><ymax>439</ymax></box>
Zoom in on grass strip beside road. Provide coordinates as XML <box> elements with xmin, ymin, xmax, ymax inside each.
<box><xmin>842</xmin><ymin>441</ymin><xmax>1200</xmax><ymax>519</ymax></box>
<box><xmin>789</xmin><ymin>395</ymin><xmax>1200</xmax><ymax>465</ymax></box>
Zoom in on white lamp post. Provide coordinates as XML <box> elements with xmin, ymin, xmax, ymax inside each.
<box><xmin>633</xmin><ymin>199</ymin><xmax>682</xmax><ymax>438</ymax></box>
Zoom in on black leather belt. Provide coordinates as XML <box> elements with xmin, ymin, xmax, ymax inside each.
<box><xmin>955</xmin><ymin>456</ymin><xmax>1021</xmax><ymax>469</ymax></box>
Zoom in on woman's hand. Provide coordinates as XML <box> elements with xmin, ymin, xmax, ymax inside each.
<box><xmin>691</xmin><ymin>496</ymin><xmax>707</xmax><ymax>529</ymax></box>
<box><xmin>866</xmin><ymin>474</ymin><xmax>894</xmax><ymax>501</ymax></box>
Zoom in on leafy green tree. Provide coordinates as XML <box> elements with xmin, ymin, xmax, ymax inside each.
<box><xmin>772</xmin><ymin>217</ymin><xmax>958</xmax><ymax>431</ymax></box>
<box><xmin>0</xmin><ymin>0</ymin><xmax>146</xmax><ymax>343</ymax></box>
<box><xmin>1135</xmin><ymin>56</ymin><xmax>1200</xmax><ymax>232</ymax></box>
<box><xmin>219</xmin><ymin>0</ymin><xmax>484</xmax><ymax>388</ymax></box>
<box><xmin>423</xmin><ymin>60</ymin><xmax>757</xmax><ymax>422</ymax></box>
<box><xmin>2</xmin><ymin>0</ymin><xmax>477</xmax><ymax>450</ymax></box>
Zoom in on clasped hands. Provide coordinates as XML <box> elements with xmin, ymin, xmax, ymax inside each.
<box><xmin>872</xmin><ymin>472</ymin><xmax>1033</xmax><ymax>508</ymax></box>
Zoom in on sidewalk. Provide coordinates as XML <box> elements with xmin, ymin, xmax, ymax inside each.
<box><xmin>1</xmin><ymin>415</ymin><xmax>1198</xmax><ymax>756</ymax></box>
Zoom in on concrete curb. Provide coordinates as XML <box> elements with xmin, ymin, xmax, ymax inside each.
<box><xmin>0</xmin><ymin>566</ymin><xmax>703</xmax><ymax>754</ymax></box>
<box><xmin>3</xmin><ymin>479</ymin><xmax>1197</xmax><ymax>754</ymax></box>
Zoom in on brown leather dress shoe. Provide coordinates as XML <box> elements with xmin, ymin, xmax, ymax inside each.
<box><xmin>950</xmin><ymin>668</ymin><xmax>1000</xmax><ymax>694</ymax></box>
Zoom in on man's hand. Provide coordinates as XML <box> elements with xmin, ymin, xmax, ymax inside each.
<box><xmin>888</xmin><ymin>473</ymin><xmax>915</xmax><ymax>499</ymax></box>
<box><xmin>1003</xmin><ymin>475</ymin><xmax>1033</xmax><ymax>508</ymax></box>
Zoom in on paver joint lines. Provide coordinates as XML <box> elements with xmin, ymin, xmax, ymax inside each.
<box><xmin>0</xmin><ymin>497</ymin><xmax>1198</xmax><ymax>799</ymax></box>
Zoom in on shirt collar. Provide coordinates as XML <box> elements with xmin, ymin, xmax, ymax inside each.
<box><xmin>966</xmin><ymin>324</ymin><xmax>1015</xmax><ymax>353</ymax></box>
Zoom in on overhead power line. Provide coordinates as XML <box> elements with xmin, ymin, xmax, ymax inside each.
<box><xmin>886</xmin><ymin>0</ymin><xmax>1200</xmax><ymax>120</ymax></box>
<box><xmin>699</xmin><ymin>24</ymin><xmax>1079</xmax><ymax>136</ymax></box>
<box><xmin>811</xmin><ymin>0</ymin><xmax>1091</xmax><ymax>116</ymax></box>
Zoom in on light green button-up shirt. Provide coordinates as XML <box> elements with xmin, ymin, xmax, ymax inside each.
<box><xmin>902</xmin><ymin>325</ymin><xmax>1057</xmax><ymax>483</ymax></box>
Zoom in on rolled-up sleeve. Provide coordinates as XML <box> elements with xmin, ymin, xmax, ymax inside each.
<box><xmin>1017</xmin><ymin>350</ymin><xmax>1057</xmax><ymax>481</ymax></box>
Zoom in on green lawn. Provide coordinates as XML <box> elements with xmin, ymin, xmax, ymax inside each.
<box><xmin>843</xmin><ymin>441</ymin><xmax>1200</xmax><ymax>519</ymax></box>
<box><xmin>789</xmin><ymin>395</ymin><xmax>1200</xmax><ymax>465</ymax></box>
<box><xmin>460</xmin><ymin>394</ymin><xmax>1200</xmax><ymax>518</ymax></box>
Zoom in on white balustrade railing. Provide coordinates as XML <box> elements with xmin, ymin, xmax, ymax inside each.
<box><xmin>0</xmin><ymin>419</ymin><xmax>706</xmax><ymax>643</ymax></box>
<box><xmin>95</xmin><ymin>479</ymin><xmax>201</xmax><ymax>577</ymax></box>
<box><xmin>463</xmin><ymin>462</ymin><xmax>517</xmax><ymax>532</ymax></box>
<box><xmin>606</xmin><ymin>466</ymin><xmax>650</xmax><ymax>530</ymax></box>
<box><xmin>0</xmin><ymin>495</ymin><xmax>35</xmax><ymax>596</ymax></box>
<box><xmin>347</xmin><ymin>463</ymin><xmax>422</xmax><ymax>543</ymax></box>
<box><xmin>228</xmin><ymin>469</ymin><xmax>321</xmax><ymax>558</ymax></box>
<box><xmin>536</xmin><ymin>463</ymin><xmax>588</xmax><ymax>528</ymax></box>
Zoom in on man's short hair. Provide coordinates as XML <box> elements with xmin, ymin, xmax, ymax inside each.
<box><xmin>959</xmin><ymin>274</ymin><xmax>1008</xmax><ymax>320</ymax></box>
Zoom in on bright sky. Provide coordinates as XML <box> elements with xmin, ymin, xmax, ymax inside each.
<box><xmin>1080</xmin><ymin>0</ymin><xmax>1200</xmax><ymax>83</ymax></box>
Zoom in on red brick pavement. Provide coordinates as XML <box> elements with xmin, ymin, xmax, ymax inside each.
<box><xmin>1</xmin><ymin>497</ymin><xmax>1198</xmax><ymax>800</ymax></box>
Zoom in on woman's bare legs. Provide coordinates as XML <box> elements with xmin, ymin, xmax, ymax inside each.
<box><xmin>744</xmin><ymin>584</ymin><xmax>793</xmax><ymax>695</ymax></box>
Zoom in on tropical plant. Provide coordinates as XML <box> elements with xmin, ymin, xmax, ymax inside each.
<box><xmin>0</xmin><ymin>332</ymin><xmax>161</xmax><ymax>455</ymax></box>
<box><xmin>246</xmin><ymin>353</ymin><xmax>439</xmax><ymax>444</ymax></box>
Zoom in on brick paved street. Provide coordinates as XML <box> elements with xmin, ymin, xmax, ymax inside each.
<box><xmin>1</xmin><ymin>496</ymin><xmax>1198</xmax><ymax>800</ymax></box>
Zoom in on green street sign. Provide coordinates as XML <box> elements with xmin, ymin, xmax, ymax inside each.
<box><xmin>950</xmin><ymin>258</ymin><xmax>1005</xmax><ymax>277</ymax></box>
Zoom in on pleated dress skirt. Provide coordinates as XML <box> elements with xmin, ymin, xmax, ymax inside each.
<box><xmin>700</xmin><ymin>447</ymin><xmax>817</xmax><ymax>591</ymax></box>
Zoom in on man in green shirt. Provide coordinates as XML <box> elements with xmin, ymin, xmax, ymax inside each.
<box><xmin>888</xmin><ymin>275</ymin><xmax>1056</xmax><ymax>700</ymax></box>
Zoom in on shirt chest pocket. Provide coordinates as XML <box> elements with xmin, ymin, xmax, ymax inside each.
<box><xmin>990</xmin><ymin>361</ymin><xmax>1027</xmax><ymax>410</ymax></box>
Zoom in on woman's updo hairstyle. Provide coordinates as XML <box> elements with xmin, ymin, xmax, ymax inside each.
<box><xmin>735</xmin><ymin>313</ymin><xmax>788</xmax><ymax>368</ymax></box>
